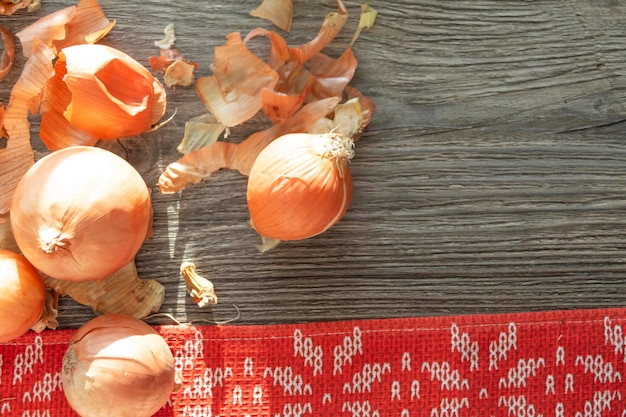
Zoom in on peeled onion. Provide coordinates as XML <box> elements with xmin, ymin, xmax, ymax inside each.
<box><xmin>0</xmin><ymin>249</ymin><xmax>45</xmax><ymax>342</ymax></box>
<box><xmin>62</xmin><ymin>314</ymin><xmax>176</xmax><ymax>417</ymax></box>
<box><xmin>10</xmin><ymin>146</ymin><xmax>152</xmax><ymax>282</ymax></box>
<box><xmin>247</xmin><ymin>132</ymin><xmax>354</xmax><ymax>241</ymax></box>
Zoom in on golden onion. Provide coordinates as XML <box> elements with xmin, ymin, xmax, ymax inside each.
<box><xmin>62</xmin><ymin>314</ymin><xmax>176</xmax><ymax>417</ymax></box>
<box><xmin>247</xmin><ymin>132</ymin><xmax>354</xmax><ymax>241</ymax></box>
<box><xmin>0</xmin><ymin>248</ymin><xmax>45</xmax><ymax>342</ymax></box>
<box><xmin>10</xmin><ymin>146</ymin><xmax>152</xmax><ymax>282</ymax></box>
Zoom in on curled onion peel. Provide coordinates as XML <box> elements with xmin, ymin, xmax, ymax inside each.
<box><xmin>0</xmin><ymin>25</ymin><xmax>15</xmax><ymax>81</ymax></box>
<box><xmin>250</xmin><ymin>0</ymin><xmax>294</xmax><ymax>32</ymax></box>
<box><xmin>16</xmin><ymin>0</ymin><xmax>114</xmax><ymax>57</ymax></box>
<box><xmin>0</xmin><ymin>249</ymin><xmax>45</xmax><ymax>342</ymax></box>
<box><xmin>10</xmin><ymin>146</ymin><xmax>152</xmax><ymax>282</ymax></box>
<box><xmin>62</xmin><ymin>314</ymin><xmax>176</xmax><ymax>417</ymax></box>
<box><xmin>0</xmin><ymin>0</ymin><xmax>36</xmax><ymax>16</ymax></box>
<box><xmin>0</xmin><ymin>39</ymin><xmax>55</xmax><ymax>214</ymax></box>
<box><xmin>39</xmin><ymin>43</ymin><xmax>167</xmax><ymax>150</ymax></box>
<box><xmin>247</xmin><ymin>132</ymin><xmax>354</xmax><ymax>241</ymax></box>
<box><xmin>159</xmin><ymin>96</ymin><xmax>339</xmax><ymax>193</ymax></box>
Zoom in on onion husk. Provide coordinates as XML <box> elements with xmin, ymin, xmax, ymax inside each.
<box><xmin>16</xmin><ymin>0</ymin><xmax>114</xmax><ymax>57</ymax></box>
<box><xmin>43</xmin><ymin>259</ymin><xmax>165</xmax><ymax>318</ymax></box>
<box><xmin>38</xmin><ymin>43</ymin><xmax>167</xmax><ymax>150</ymax></box>
<box><xmin>0</xmin><ymin>39</ymin><xmax>54</xmax><ymax>214</ymax></box>
<box><xmin>159</xmin><ymin>96</ymin><xmax>339</xmax><ymax>193</ymax></box>
<box><xmin>62</xmin><ymin>314</ymin><xmax>176</xmax><ymax>417</ymax></box>
<box><xmin>250</xmin><ymin>0</ymin><xmax>293</xmax><ymax>32</ymax></box>
<box><xmin>0</xmin><ymin>0</ymin><xmax>37</xmax><ymax>15</ymax></box>
<box><xmin>180</xmin><ymin>262</ymin><xmax>217</xmax><ymax>308</ymax></box>
<box><xmin>0</xmin><ymin>25</ymin><xmax>15</xmax><ymax>81</ymax></box>
<box><xmin>196</xmin><ymin>32</ymin><xmax>279</xmax><ymax>128</ymax></box>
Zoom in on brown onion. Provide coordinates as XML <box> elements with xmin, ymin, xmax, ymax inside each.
<box><xmin>62</xmin><ymin>314</ymin><xmax>175</xmax><ymax>417</ymax></box>
<box><xmin>0</xmin><ymin>248</ymin><xmax>45</xmax><ymax>342</ymax></box>
<box><xmin>247</xmin><ymin>132</ymin><xmax>354</xmax><ymax>241</ymax></box>
<box><xmin>10</xmin><ymin>146</ymin><xmax>152</xmax><ymax>282</ymax></box>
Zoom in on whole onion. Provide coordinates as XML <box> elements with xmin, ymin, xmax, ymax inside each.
<box><xmin>10</xmin><ymin>146</ymin><xmax>152</xmax><ymax>282</ymax></box>
<box><xmin>247</xmin><ymin>132</ymin><xmax>354</xmax><ymax>241</ymax></box>
<box><xmin>0</xmin><ymin>249</ymin><xmax>45</xmax><ymax>342</ymax></box>
<box><xmin>62</xmin><ymin>314</ymin><xmax>176</xmax><ymax>417</ymax></box>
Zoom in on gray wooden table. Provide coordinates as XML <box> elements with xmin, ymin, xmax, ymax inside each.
<box><xmin>2</xmin><ymin>0</ymin><xmax>626</xmax><ymax>329</ymax></box>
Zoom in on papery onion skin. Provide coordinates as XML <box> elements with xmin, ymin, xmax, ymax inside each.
<box><xmin>10</xmin><ymin>146</ymin><xmax>152</xmax><ymax>282</ymax></box>
<box><xmin>62</xmin><ymin>314</ymin><xmax>175</xmax><ymax>417</ymax></box>
<box><xmin>40</xmin><ymin>44</ymin><xmax>166</xmax><ymax>147</ymax></box>
<box><xmin>247</xmin><ymin>132</ymin><xmax>354</xmax><ymax>241</ymax></box>
<box><xmin>0</xmin><ymin>249</ymin><xmax>45</xmax><ymax>342</ymax></box>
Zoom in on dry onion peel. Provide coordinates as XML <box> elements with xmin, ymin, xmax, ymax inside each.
<box><xmin>0</xmin><ymin>249</ymin><xmax>46</xmax><ymax>342</ymax></box>
<box><xmin>62</xmin><ymin>314</ymin><xmax>176</xmax><ymax>417</ymax></box>
<box><xmin>250</xmin><ymin>0</ymin><xmax>293</xmax><ymax>32</ymax></box>
<box><xmin>0</xmin><ymin>103</ymin><xmax>5</xmax><ymax>139</ymax></box>
<box><xmin>247</xmin><ymin>132</ymin><xmax>354</xmax><ymax>242</ymax></box>
<box><xmin>43</xmin><ymin>260</ymin><xmax>165</xmax><ymax>318</ymax></box>
<box><xmin>0</xmin><ymin>213</ymin><xmax>18</xmax><ymax>252</ymax></box>
<box><xmin>307</xmin><ymin>48</ymin><xmax>357</xmax><ymax>102</ymax></box>
<box><xmin>30</xmin><ymin>288</ymin><xmax>59</xmax><ymax>333</ymax></box>
<box><xmin>0</xmin><ymin>0</ymin><xmax>35</xmax><ymax>15</ymax></box>
<box><xmin>196</xmin><ymin>32</ymin><xmax>279</xmax><ymax>127</ymax></box>
<box><xmin>155</xmin><ymin>23</ymin><xmax>176</xmax><ymax>49</ymax></box>
<box><xmin>11</xmin><ymin>146</ymin><xmax>153</xmax><ymax>282</ymax></box>
<box><xmin>0</xmin><ymin>39</ymin><xmax>54</xmax><ymax>214</ymax></box>
<box><xmin>16</xmin><ymin>0</ymin><xmax>114</xmax><ymax>57</ymax></box>
<box><xmin>180</xmin><ymin>262</ymin><xmax>217</xmax><ymax>308</ymax></box>
<box><xmin>159</xmin><ymin>96</ymin><xmax>339</xmax><ymax>193</ymax></box>
<box><xmin>164</xmin><ymin>59</ymin><xmax>198</xmax><ymax>88</ymax></box>
<box><xmin>0</xmin><ymin>25</ymin><xmax>15</xmax><ymax>81</ymax></box>
<box><xmin>176</xmin><ymin>113</ymin><xmax>225</xmax><ymax>154</ymax></box>
<box><xmin>287</xmin><ymin>0</ymin><xmax>348</xmax><ymax>65</ymax></box>
<box><xmin>39</xmin><ymin>43</ymin><xmax>167</xmax><ymax>149</ymax></box>
<box><xmin>243</xmin><ymin>27</ymin><xmax>290</xmax><ymax>70</ymax></box>
<box><xmin>350</xmin><ymin>3</ymin><xmax>378</xmax><ymax>47</ymax></box>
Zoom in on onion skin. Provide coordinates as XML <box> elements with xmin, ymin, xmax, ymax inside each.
<box><xmin>62</xmin><ymin>314</ymin><xmax>175</xmax><ymax>417</ymax></box>
<box><xmin>247</xmin><ymin>132</ymin><xmax>354</xmax><ymax>241</ymax></box>
<box><xmin>10</xmin><ymin>146</ymin><xmax>152</xmax><ymax>282</ymax></box>
<box><xmin>0</xmin><ymin>249</ymin><xmax>45</xmax><ymax>342</ymax></box>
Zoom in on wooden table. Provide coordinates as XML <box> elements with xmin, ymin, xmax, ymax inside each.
<box><xmin>2</xmin><ymin>0</ymin><xmax>626</xmax><ymax>329</ymax></box>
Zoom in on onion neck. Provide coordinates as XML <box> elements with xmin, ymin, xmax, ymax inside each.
<box><xmin>323</xmin><ymin>132</ymin><xmax>355</xmax><ymax>177</ymax></box>
<box><xmin>39</xmin><ymin>227</ymin><xmax>69</xmax><ymax>254</ymax></box>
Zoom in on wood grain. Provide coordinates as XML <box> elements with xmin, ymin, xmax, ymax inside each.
<box><xmin>1</xmin><ymin>0</ymin><xmax>626</xmax><ymax>328</ymax></box>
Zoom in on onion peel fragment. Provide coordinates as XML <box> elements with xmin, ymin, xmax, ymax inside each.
<box><xmin>250</xmin><ymin>0</ymin><xmax>293</xmax><ymax>32</ymax></box>
<box><xmin>287</xmin><ymin>0</ymin><xmax>347</xmax><ymax>65</ymax></box>
<box><xmin>196</xmin><ymin>32</ymin><xmax>279</xmax><ymax>127</ymax></box>
<box><xmin>350</xmin><ymin>3</ymin><xmax>378</xmax><ymax>47</ymax></box>
<box><xmin>0</xmin><ymin>39</ymin><xmax>54</xmax><ymax>214</ymax></box>
<box><xmin>0</xmin><ymin>0</ymin><xmax>35</xmax><ymax>16</ymax></box>
<box><xmin>159</xmin><ymin>96</ymin><xmax>339</xmax><ymax>193</ymax></box>
<box><xmin>0</xmin><ymin>104</ymin><xmax>5</xmax><ymax>139</ymax></box>
<box><xmin>16</xmin><ymin>0</ymin><xmax>114</xmax><ymax>57</ymax></box>
<box><xmin>42</xmin><ymin>259</ymin><xmax>165</xmax><ymax>318</ymax></box>
<box><xmin>176</xmin><ymin>113</ymin><xmax>225</xmax><ymax>154</ymax></box>
<box><xmin>0</xmin><ymin>25</ymin><xmax>15</xmax><ymax>81</ymax></box>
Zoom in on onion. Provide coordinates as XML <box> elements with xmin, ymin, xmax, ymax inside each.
<box><xmin>62</xmin><ymin>314</ymin><xmax>176</xmax><ymax>417</ymax></box>
<box><xmin>10</xmin><ymin>146</ymin><xmax>152</xmax><ymax>282</ymax></box>
<box><xmin>0</xmin><ymin>249</ymin><xmax>45</xmax><ymax>342</ymax></box>
<box><xmin>247</xmin><ymin>132</ymin><xmax>354</xmax><ymax>241</ymax></box>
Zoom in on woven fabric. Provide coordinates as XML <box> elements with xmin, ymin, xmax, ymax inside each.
<box><xmin>1</xmin><ymin>308</ymin><xmax>626</xmax><ymax>416</ymax></box>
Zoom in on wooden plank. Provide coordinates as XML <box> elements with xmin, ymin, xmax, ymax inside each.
<box><xmin>1</xmin><ymin>0</ymin><xmax>626</xmax><ymax>328</ymax></box>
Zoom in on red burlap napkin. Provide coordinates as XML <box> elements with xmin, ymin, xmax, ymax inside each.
<box><xmin>2</xmin><ymin>307</ymin><xmax>625</xmax><ymax>416</ymax></box>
